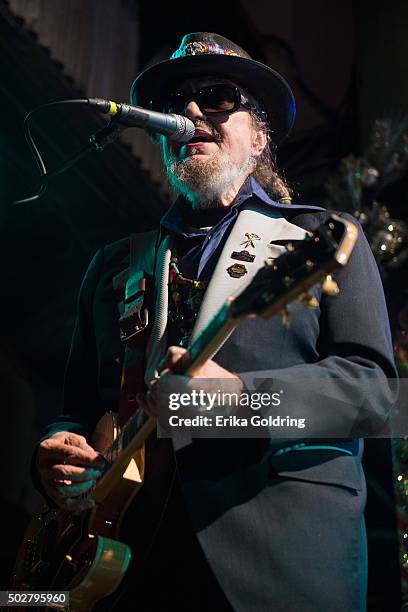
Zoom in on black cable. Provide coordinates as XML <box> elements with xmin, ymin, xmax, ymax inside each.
<box><xmin>12</xmin><ymin>99</ymin><xmax>123</xmax><ymax>205</ymax></box>
<box><xmin>23</xmin><ymin>99</ymin><xmax>88</xmax><ymax>178</ymax></box>
<box><xmin>13</xmin><ymin>182</ymin><xmax>47</xmax><ymax>205</ymax></box>
<box><xmin>14</xmin><ymin>141</ymin><xmax>94</xmax><ymax>205</ymax></box>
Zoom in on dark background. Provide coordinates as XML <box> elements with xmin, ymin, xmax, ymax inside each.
<box><xmin>0</xmin><ymin>0</ymin><xmax>406</xmax><ymax>609</ymax></box>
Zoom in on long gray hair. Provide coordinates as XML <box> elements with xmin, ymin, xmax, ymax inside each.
<box><xmin>249</xmin><ymin>110</ymin><xmax>292</xmax><ymax>203</ymax></box>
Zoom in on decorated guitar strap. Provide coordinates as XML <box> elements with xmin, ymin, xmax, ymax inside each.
<box><xmin>113</xmin><ymin>231</ymin><xmax>158</xmax><ymax>428</ymax></box>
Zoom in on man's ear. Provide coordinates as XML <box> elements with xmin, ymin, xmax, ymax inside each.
<box><xmin>251</xmin><ymin>130</ymin><xmax>268</xmax><ymax>157</ymax></box>
<box><xmin>252</xmin><ymin>130</ymin><xmax>268</xmax><ymax>157</ymax></box>
<box><xmin>251</xmin><ymin>130</ymin><xmax>267</xmax><ymax>157</ymax></box>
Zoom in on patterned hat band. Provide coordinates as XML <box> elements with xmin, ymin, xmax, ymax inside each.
<box><xmin>171</xmin><ymin>41</ymin><xmax>241</xmax><ymax>60</ymax></box>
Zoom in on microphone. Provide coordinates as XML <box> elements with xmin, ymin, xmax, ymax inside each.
<box><xmin>87</xmin><ymin>97</ymin><xmax>195</xmax><ymax>142</ymax></box>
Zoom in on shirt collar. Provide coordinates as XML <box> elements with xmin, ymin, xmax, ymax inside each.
<box><xmin>160</xmin><ymin>176</ymin><xmax>325</xmax><ymax>238</ymax></box>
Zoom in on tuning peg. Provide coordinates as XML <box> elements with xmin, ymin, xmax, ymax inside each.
<box><xmin>298</xmin><ymin>293</ymin><xmax>319</xmax><ymax>308</ymax></box>
<box><xmin>321</xmin><ymin>274</ymin><xmax>339</xmax><ymax>296</ymax></box>
<box><xmin>280</xmin><ymin>307</ymin><xmax>291</xmax><ymax>328</ymax></box>
<box><xmin>264</xmin><ymin>258</ymin><xmax>278</xmax><ymax>269</ymax></box>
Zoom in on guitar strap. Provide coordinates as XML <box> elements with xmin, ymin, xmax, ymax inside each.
<box><xmin>113</xmin><ymin>230</ymin><xmax>158</xmax><ymax>428</ymax></box>
<box><xmin>113</xmin><ymin>232</ymin><xmax>178</xmax><ymax>540</ymax></box>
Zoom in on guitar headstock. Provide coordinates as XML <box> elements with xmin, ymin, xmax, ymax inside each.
<box><xmin>230</xmin><ymin>214</ymin><xmax>358</xmax><ymax>321</ymax></box>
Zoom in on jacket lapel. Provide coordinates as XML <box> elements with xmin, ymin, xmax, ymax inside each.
<box><xmin>190</xmin><ymin>206</ymin><xmax>307</xmax><ymax>354</ymax></box>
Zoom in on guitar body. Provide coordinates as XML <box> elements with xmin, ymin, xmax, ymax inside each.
<box><xmin>11</xmin><ymin>412</ymin><xmax>144</xmax><ymax>611</ymax></box>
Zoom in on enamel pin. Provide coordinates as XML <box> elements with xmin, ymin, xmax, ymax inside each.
<box><xmin>227</xmin><ymin>263</ymin><xmax>248</xmax><ymax>278</ymax></box>
<box><xmin>230</xmin><ymin>249</ymin><xmax>256</xmax><ymax>263</ymax></box>
<box><xmin>240</xmin><ymin>232</ymin><xmax>261</xmax><ymax>249</ymax></box>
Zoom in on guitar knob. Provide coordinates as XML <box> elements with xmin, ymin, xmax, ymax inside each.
<box><xmin>321</xmin><ymin>275</ymin><xmax>339</xmax><ymax>296</ymax></box>
<box><xmin>264</xmin><ymin>258</ymin><xmax>278</xmax><ymax>270</ymax></box>
<box><xmin>298</xmin><ymin>293</ymin><xmax>319</xmax><ymax>308</ymax></box>
<box><xmin>280</xmin><ymin>307</ymin><xmax>291</xmax><ymax>328</ymax></box>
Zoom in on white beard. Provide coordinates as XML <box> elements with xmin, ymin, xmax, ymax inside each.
<box><xmin>163</xmin><ymin>148</ymin><xmax>255</xmax><ymax>209</ymax></box>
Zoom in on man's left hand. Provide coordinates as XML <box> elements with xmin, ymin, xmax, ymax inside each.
<box><xmin>136</xmin><ymin>346</ymin><xmax>244</xmax><ymax>417</ymax></box>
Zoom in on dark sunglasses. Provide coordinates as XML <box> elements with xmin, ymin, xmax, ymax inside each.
<box><xmin>161</xmin><ymin>83</ymin><xmax>256</xmax><ymax>116</ymax></box>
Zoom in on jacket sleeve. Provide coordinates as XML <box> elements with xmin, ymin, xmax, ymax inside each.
<box><xmin>238</xmin><ymin>213</ymin><xmax>398</xmax><ymax>439</ymax></box>
<box><xmin>30</xmin><ymin>248</ymin><xmax>106</xmax><ymax>496</ymax></box>
<box><xmin>42</xmin><ymin>247</ymin><xmax>106</xmax><ymax>440</ymax></box>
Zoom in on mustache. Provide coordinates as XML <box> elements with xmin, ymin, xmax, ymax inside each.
<box><xmin>193</xmin><ymin>120</ymin><xmax>222</xmax><ymax>142</ymax></box>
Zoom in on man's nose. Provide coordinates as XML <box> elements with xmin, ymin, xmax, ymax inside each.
<box><xmin>184</xmin><ymin>100</ymin><xmax>205</xmax><ymax>120</ymax></box>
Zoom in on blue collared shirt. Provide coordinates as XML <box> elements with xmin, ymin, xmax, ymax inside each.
<box><xmin>160</xmin><ymin>176</ymin><xmax>324</xmax><ymax>279</ymax></box>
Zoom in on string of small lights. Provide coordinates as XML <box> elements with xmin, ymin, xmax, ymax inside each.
<box><xmin>325</xmin><ymin>117</ymin><xmax>408</xmax><ymax>603</ymax></box>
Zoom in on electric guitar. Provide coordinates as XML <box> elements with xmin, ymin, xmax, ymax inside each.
<box><xmin>11</xmin><ymin>215</ymin><xmax>358</xmax><ymax>611</ymax></box>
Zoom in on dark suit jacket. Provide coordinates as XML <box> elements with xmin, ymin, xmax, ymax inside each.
<box><xmin>43</xmin><ymin>207</ymin><xmax>397</xmax><ymax>611</ymax></box>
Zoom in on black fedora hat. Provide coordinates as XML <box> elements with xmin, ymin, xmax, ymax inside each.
<box><xmin>130</xmin><ymin>32</ymin><xmax>296</xmax><ymax>144</ymax></box>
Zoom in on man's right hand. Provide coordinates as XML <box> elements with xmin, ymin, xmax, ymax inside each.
<box><xmin>36</xmin><ymin>431</ymin><xmax>106</xmax><ymax>513</ymax></box>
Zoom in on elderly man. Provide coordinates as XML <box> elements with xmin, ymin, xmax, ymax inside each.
<box><xmin>34</xmin><ymin>33</ymin><xmax>396</xmax><ymax>611</ymax></box>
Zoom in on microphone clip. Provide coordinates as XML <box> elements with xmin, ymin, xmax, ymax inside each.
<box><xmin>90</xmin><ymin>120</ymin><xmax>125</xmax><ymax>151</ymax></box>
